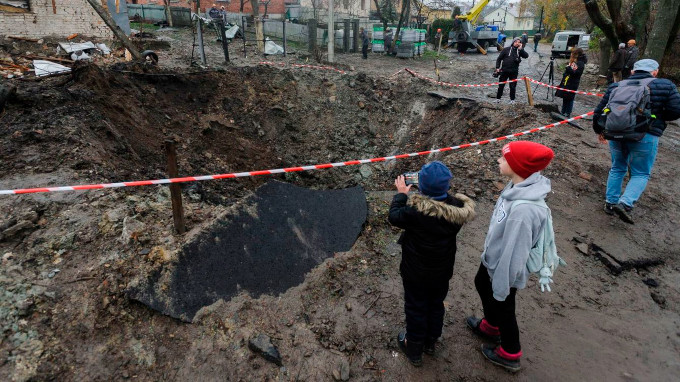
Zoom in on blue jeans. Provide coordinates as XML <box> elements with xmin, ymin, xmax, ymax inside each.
<box><xmin>606</xmin><ymin>134</ymin><xmax>659</xmax><ymax>208</ymax></box>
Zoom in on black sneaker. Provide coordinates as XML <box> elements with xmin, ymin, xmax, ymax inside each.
<box><xmin>466</xmin><ymin>316</ymin><xmax>501</xmax><ymax>343</ymax></box>
<box><xmin>481</xmin><ymin>344</ymin><xmax>521</xmax><ymax>372</ymax></box>
<box><xmin>423</xmin><ymin>337</ymin><xmax>437</xmax><ymax>356</ymax></box>
<box><xmin>612</xmin><ymin>203</ymin><xmax>634</xmax><ymax>224</ymax></box>
<box><xmin>604</xmin><ymin>202</ymin><xmax>615</xmax><ymax>215</ymax></box>
<box><xmin>397</xmin><ymin>331</ymin><xmax>423</xmax><ymax>367</ymax></box>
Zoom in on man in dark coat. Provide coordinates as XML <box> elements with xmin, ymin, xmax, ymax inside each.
<box><xmin>533</xmin><ymin>32</ymin><xmax>541</xmax><ymax>52</ymax></box>
<box><xmin>494</xmin><ymin>37</ymin><xmax>529</xmax><ymax>103</ymax></box>
<box><xmin>520</xmin><ymin>32</ymin><xmax>528</xmax><ymax>49</ymax></box>
<box><xmin>389</xmin><ymin>161</ymin><xmax>476</xmax><ymax>366</ymax></box>
<box><xmin>622</xmin><ymin>39</ymin><xmax>639</xmax><ymax>79</ymax></box>
<box><xmin>593</xmin><ymin>59</ymin><xmax>680</xmax><ymax>223</ymax></box>
<box><xmin>360</xmin><ymin>27</ymin><xmax>369</xmax><ymax>59</ymax></box>
<box><xmin>608</xmin><ymin>43</ymin><xmax>626</xmax><ymax>83</ymax></box>
<box><xmin>384</xmin><ymin>28</ymin><xmax>392</xmax><ymax>55</ymax></box>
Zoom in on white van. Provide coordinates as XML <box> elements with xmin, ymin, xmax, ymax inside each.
<box><xmin>551</xmin><ymin>30</ymin><xmax>590</xmax><ymax>58</ymax></box>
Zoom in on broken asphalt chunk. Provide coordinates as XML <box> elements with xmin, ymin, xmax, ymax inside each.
<box><xmin>248</xmin><ymin>334</ymin><xmax>283</xmax><ymax>366</ymax></box>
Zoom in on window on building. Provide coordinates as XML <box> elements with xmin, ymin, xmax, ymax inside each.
<box><xmin>0</xmin><ymin>0</ymin><xmax>30</xmax><ymax>13</ymax></box>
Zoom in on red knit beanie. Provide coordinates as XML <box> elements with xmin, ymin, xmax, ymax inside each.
<box><xmin>502</xmin><ymin>141</ymin><xmax>555</xmax><ymax>179</ymax></box>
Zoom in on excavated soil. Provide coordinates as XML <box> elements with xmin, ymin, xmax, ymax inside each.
<box><xmin>1</xmin><ymin>46</ymin><xmax>680</xmax><ymax>382</ymax></box>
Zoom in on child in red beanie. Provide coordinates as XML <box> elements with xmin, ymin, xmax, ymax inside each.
<box><xmin>466</xmin><ymin>141</ymin><xmax>554</xmax><ymax>372</ymax></box>
<box><xmin>388</xmin><ymin>161</ymin><xmax>476</xmax><ymax>366</ymax></box>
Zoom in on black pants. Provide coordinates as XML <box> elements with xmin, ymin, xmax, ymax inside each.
<box><xmin>496</xmin><ymin>71</ymin><xmax>519</xmax><ymax>100</ymax></box>
<box><xmin>362</xmin><ymin>44</ymin><xmax>368</xmax><ymax>59</ymax></box>
<box><xmin>474</xmin><ymin>263</ymin><xmax>520</xmax><ymax>353</ymax></box>
<box><xmin>402</xmin><ymin>274</ymin><xmax>450</xmax><ymax>343</ymax></box>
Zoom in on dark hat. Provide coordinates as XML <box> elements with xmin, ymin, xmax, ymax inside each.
<box><xmin>418</xmin><ymin>161</ymin><xmax>452</xmax><ymax>201</ymax></box>
<box><xmin>502</xmin><ymin>141</ymin><xmax>554</xmax><ymax>179</ymax></box>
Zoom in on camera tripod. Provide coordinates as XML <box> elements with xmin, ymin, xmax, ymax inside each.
<box><xmin>533</xmin><ymin>56</ymin><xmax>555</xmax><ymax>100</ymax></box>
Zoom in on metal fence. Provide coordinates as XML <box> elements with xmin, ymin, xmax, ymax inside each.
<box><xmin>127</xmin><ymin>4</ymin><xmax>192</xmax><ymax>27</ymax></box>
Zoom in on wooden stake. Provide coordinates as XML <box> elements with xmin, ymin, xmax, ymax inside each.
<box><xmin>165</xmin><ymin>140</ymin><xmax>186</xmax><ymax>235</ymax></box>
<box><xmin>524</xmin><ymin>77</ymin><xmax>534</xmax><ymax>106</ymax></box>
<box><xmin>51</xmin><ymin>0</ymin><xmax>56</xmax><ymax>14</ymax></box>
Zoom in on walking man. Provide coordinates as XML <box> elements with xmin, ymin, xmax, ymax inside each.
<box><xmin>494</xmin><ymin>37</ymin><xmax>528</xmax><ymax>104</ymax></box>
<box><xmin>593</xmin><ymin>59</ymin><xmax>680</xmax><ymax>223</ymax></box>
<box><xmin>533</xmin><ymin>32</ymin><xmax>541</xmax><ymax>53</ymax></box>
<box><xmin>360</xmin><ymin>27</ymin><xmax>369</xmax><ymax>59</ymax></box>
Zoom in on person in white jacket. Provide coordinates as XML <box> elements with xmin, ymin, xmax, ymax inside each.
<box><xmin>466</xmin><ymin>141</ymin><xmax>555</xmax><ymax>372</ymax></box>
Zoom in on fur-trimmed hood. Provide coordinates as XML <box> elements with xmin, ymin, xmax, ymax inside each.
<box><xmin>407</xmin><ymin>193</ymin><xmax>476</xmax><ymax>225</ymax></box>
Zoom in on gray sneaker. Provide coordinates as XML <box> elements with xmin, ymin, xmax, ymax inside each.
<box><xmin>612</xmin><ymin>203</ymin><xmax>634</xmax><ymax>224</ymax></box>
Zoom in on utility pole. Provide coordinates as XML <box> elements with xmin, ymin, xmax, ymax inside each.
<box><xmin>328</xmin><ymin>0</ymin><xmax>334</xmax><ymax>62</ymax></box>
<box><xmin>538</xmin><ymin>6</ymin><xmax>544</xmax><ymax>33</ymax></box>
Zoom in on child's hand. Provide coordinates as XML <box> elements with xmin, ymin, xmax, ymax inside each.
<box><xmin>597</xmin><ymin>134</ymin><xmax>607</xmax><ymax>144</ymax></box>
<box><xmin>395</xmin><ymin>175</ymin><xmax>412</xmax><ymax>194</ymax></box>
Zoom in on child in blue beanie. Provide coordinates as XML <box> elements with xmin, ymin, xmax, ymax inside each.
<box><xmin>388</xmin><ymin>161</ymin><xmax>476</xmax><ymax>366</ymax></box>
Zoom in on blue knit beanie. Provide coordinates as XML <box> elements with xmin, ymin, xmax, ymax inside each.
<box><xmin>418</xmin><ymin>161</ymin><xmax>452</xmax><ymax>201</ymax></box>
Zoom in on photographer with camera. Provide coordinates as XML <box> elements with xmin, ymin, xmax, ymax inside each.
<box><xmin>494</xmin><ymin>37</ymin><xmax>529</xmax><ymax>104</ymax></box>
<box><xmin>388</xmin><ymin>161</ymin><xmax>476</xmax><ymax>366</ymax></box>
<box><xmin>555</xmin><ymin>48</ymin><xmax>587</xmax><ymax>117</ymax></box>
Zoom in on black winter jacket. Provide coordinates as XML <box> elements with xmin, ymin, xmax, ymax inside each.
<box><xmin>594</xmin><ymin>72</ymin><xmax>680</xmax><ymax>137</ymax></box>
<box><xmin>388</xmin><ymin>192</ymin><xmax>475</xmax><ymax>281</ymax></box>
<box><xmin>495</xmin><ymin>46</ymin><xmax>529</xmax><ymax>73</ymax></box>
<box><xmin>609</xmin><ymin>48</ymin><xmax>626</xmax><ymax>71</ymax></box>
<box><xmin>555</xmin><ymin>54</ymin><xmax>587</xmax><ymax>101</ymax></box>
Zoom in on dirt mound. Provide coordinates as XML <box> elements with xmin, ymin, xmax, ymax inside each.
<box><xmin>1</xmin><ymin>61</ymin><xmax>679</xmax><ymax>381</ymax></box>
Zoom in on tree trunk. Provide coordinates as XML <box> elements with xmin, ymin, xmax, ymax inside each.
<box><xmin>390</xmin><ymin>0</ymin><xmax>408</xmax><ymax>54</ymax></box>
<box><xmin>249</xmin><ymin>0</ymin><xmax>264</xmax><ymax>52</ymax></box>
<box><xmin>85</xmin><ymin>0</ymin><xmax>142</xmax><ymax>60</ymax></box>
<box><xmin>164</xmin><ymin>0</ymin><xmax>174</xmax><ymax>27</ymax></box>
<box><xmin>664</xmin><ymin>5</ymin><xmax>680</xmax><ymax>54</ymax></box>
<box><xmin>372</xmin><ymin>0</ymin><xmax>388</xmax><ymax>30</ymax></box>
<box><xmin>631</xmin><ymin>0</ymin><xmax>650</xmax><ymax>54</ymax></box>
<box><xmin>643</xmin><ymin>0</ymin><xmax>680</xmax><ymax>63</ymax></box>
<box><xmin>583</xmin><ymin>0</ymin><xmax>619</xmax><ymax>51</ymax></box>
<box><xmin>240</xmin><ymin>0</ymin><xmax>244</xmax><ymax>13</ymax></box>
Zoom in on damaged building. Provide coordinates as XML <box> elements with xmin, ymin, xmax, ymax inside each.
<box><xmin>0</xmin><ymin>0</ymin><xmax>130</xmax><ymax>38</ymax></box>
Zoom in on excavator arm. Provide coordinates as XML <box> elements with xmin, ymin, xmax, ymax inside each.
<box><xmin>455</xmin><ymin>0</ymin><xmax>490</xmax><ymax>25</ymax></box>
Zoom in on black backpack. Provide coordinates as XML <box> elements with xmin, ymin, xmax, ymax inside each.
<box><xmin>598</xmin><ymin>78</ymin><xmax>656</xmax><ymax>141</ymax></box>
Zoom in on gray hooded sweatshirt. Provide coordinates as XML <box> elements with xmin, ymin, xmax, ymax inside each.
<box><xmin>481</xmin><ymin>172</ymin><xmax>551</xmax><ymax>301</ymax></box>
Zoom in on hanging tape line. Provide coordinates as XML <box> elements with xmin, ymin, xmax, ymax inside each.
<box><xmin>0</xmin><ymin>112</ymin><xmax>594</xmax><ymax>195</ymax></box>
<box><xmin>404</xmin><ymin>69</ymin><xmax>605</xmax><ymax>97</ymax></box>
<box><xmin>527</xmin><ymin>78</ymin><xmax>604</xmax><ymax>97</ymax></box>
<box><xmin>257</xmin><ymin>62</ymin><xmax>604</xmax><ymax>98</ymax></box>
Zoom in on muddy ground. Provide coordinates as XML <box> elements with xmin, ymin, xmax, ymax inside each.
<box><xmin>1</xmin><ymin>32</ymin><xmax>680</xmax><ymax>381</ymax></box>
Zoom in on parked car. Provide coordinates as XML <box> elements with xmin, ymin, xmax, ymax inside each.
<box><xmin>551</xmin><ymin>30</ymin><xmax>590</xmax><ymax>58</ymax></box>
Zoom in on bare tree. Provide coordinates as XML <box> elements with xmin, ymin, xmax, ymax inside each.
<box><xmin>583</xmin><ymin>0</ymin><xmax>680</xmax><ymax>65</ymax></box>
<box><xmin>249</xmin><ymin>0</ymin><xmax>264</xmax><ymax>51</ymax></box>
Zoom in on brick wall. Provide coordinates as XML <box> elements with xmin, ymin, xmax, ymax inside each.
<box><xmin>0</xmin><ymin>0</ymin><xmax>114</xmax><ymax>38</ymax></box>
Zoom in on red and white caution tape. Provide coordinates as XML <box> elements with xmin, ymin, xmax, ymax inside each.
<box><xmin>387</xmin><ymin>68</ymin><xmax>404</xmax><ymax>78</ymax></box>
<box><xmin>259</xmin><ymin>61</ymin><xmax>347</xmax><ymax>75</ymax></box>
<box><xmin>404</xmin><ymin>68</ymin><xmax>521</xmax><ymax>88</ymax></box>
<box><xmin>527</xmin><ymin>78</ymin><xmax>604</xmax><ymax>97</ymax></box>
<box><xmin>0</xmin><ymin>112</ymin><xmax>594</xmax><ymax>195</ymax></box>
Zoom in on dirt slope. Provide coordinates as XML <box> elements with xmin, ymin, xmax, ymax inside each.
<box><xmin>1</xmin><ymin>44</ymin><xmax>679</xmax><ymax>382</ymax></box>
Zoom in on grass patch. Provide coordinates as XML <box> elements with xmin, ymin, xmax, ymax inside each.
<box><xmin>418</xmin><ymin>49</ymin><xmax>447</xmax><ymax>60</ymax></box>
<box><xmin>130</xmin><ymin>22</ymin><xmax>161</xmax><ymax>31</ymax></box>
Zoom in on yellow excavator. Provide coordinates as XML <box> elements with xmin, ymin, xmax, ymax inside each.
<box><xmin>450</xmin><ymin>0</ymin><xmax>506</xmax><ymax>55</ymax></box>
